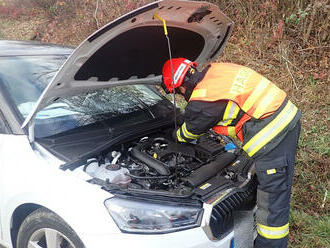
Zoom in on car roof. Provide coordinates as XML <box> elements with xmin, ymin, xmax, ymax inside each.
<box><xmin>0</xmin><ymin>40</ymin><xmax>74</xmax><ymax>56</ymax></box>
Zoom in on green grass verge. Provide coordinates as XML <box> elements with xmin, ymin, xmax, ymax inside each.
<box><xmin>290</xmin><ymin>210</ymin><xmax>330</xmax><ymax>248</ymax></box>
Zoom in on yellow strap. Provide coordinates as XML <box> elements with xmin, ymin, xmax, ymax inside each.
<box><xmin>257</xmin><ymin>223</ymin><xmax>289</xmax><ymax>239</ymax></box>
<box><xmin>181</xmin><ymin>123</ymin><xmax>201</xmax><ymax>140</ymax></box>
<box><xmin>243</xmin><ymin>101</ymin><xmax>298</xmax><ymax>157</ymax></box>
<box><xmin>241</xmin><ymin>77</ymin><xmax>270</xmax><ymax>113</ymax></box>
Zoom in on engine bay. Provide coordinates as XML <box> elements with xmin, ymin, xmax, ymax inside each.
<box><xmin>74</xmin><ymin>131</ymin><xmax>254</xmax><ymax>198</ymax></box>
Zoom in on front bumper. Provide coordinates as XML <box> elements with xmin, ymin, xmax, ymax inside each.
<box><xmin>80</xmin><ymin>209</ymin><xmax>255</xmax><ymax>248</ymax></box>
<box><xmin>202</xmin><ymin>177</ymin><xmax>257</xmax><ymax>240</ymax></box>
<box><xmin>81</xmin><ymin>171</ymin><xmax>257</xmax><ymax>248</ymax></box>
<box><xmin>81</xmin><ymin>227</ymin><xmax>234</xmax><ymax>248</ymax></box>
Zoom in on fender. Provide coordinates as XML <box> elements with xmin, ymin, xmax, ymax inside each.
<box><xmin>0</xmin><ymin>135</ymin><xmax>119</xmax><ymax>247</ymax></box>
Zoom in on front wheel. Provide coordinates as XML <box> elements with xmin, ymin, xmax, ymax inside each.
<box><xmin>17</xmin><ymin>207</ymin><xmax>85</xmax><ymax>248</ymax></box>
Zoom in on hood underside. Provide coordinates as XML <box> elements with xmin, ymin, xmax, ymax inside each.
<box><xmin>22</xmin><ymin>0</ymin><xmax>233</xmax><ymax>128</ymax></box>
<box><xmin>74</xmin><ymin>26</ymin><xmax>205</xmax><ymax>81</ymax></box>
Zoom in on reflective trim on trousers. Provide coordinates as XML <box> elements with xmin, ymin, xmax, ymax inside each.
<box><xmin>257</xmin><ymin>223</ymin><xmax>289</xmax><ymax>239</ymax></box>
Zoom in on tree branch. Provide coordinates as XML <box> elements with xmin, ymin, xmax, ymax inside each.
<box><xmin>94</xmin><ymin>0</ymin><xmax>100</xmax><ymax>29</ymax></box>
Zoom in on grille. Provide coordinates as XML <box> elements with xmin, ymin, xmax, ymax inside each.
<box><xmin>209</xmin><ymin>179</ymin><xmax>257</xmax><ymax>239</ymax></box>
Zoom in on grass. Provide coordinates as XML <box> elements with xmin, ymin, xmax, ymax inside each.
<box><xmin>0</xmin><ymin>15</ymin><xmax>45</xmax><ymax>40</ymax></box>
<box><xmin>290</xmin><ymin>210</ymin><xmax>330</xmax><ymax>247</ymax></box>
<box><xmin>0</xmin><ymin>0</ymin><xmax>329</xmax><ymax>247</ymax></box>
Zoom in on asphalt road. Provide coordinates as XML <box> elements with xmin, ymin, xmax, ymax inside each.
<box><xmin>234</xmin><ymin>209</ymin><xmax>256</xmax><ymax>248</ymax></box>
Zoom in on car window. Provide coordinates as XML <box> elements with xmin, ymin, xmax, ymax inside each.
<box><xmin>0</xmin><ymin>55</ymin><xmax>68</xmax><ymax>117</ymax></box>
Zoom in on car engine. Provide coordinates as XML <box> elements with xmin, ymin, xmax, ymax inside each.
<box><xmin>77</xmin><ymin>131</ymin><xmax>253</xmax><ymax>197</ymax></box>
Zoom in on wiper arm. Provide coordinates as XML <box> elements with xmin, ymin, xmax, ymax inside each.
<box><xmin>131</xmin><ymin>94</ymin><xmax>156</xmax><ymax>119</ymax></box>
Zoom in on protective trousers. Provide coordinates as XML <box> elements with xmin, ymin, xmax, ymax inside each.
<box><xmin>254</xmin><ymin>121</ymin><xmax>301</xmax><ymax>248</ymax></box>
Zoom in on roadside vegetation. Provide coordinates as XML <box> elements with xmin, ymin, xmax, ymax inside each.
<box><xmin>0</xmin><ymin>0</ymin><xmax>328</xmax><ymax>247</ymax></box>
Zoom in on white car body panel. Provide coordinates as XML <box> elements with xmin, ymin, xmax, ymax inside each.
<box><xmin>0</xmin><ymin>134</ymin><xmax>120</xmax><ymax>247</ymax></box>
<box><xmin>80</xmin><ymin>229</ymin><xmax>234</xmax><ymax>248</ymax></box>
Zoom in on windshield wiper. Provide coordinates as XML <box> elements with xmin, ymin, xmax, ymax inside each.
<box><xmin>130</xmin><ymin>94</ymin><xmax>156</xmax><ymax>119</ymax></box>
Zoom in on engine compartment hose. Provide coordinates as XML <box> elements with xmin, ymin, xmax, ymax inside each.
<box><xmin>127</xmin><ymin>173</ymin><xmax>172</xmax><ymax>180</ymax></box>
<box><xmin>130</xmin><ymin>147</ymin><xmax>170</xmax><ymax>176</ymax></box>
<box><xmin>182</xmin><ymin>152</ymin><xmax>237</xmax><ymax>187</ymax></box>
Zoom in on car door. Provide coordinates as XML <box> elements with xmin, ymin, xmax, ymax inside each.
<box><xmin>0</xmin><ymin>84</ymin><xmax>24</xmax><ymax>247</ymax></box>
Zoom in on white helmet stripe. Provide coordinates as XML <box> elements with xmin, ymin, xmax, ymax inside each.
<box><xmin>173</xmin><ymin>63</ymin><xmax>188</xmax><ymax>84</ymax></box>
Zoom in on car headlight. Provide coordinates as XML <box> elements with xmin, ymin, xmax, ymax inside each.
<box><xmin>105</xmin><ymin>197</ymin><xmax>203</xmax><ymax>233</ymax></box>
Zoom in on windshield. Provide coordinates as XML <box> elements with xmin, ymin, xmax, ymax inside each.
<box><xmin>0</xmin><ymin>55</ymin><xmax>68</xmax><ymax>112</ymax></box>
<box><xmin>32</xmin><ymin>85</ymin><xmax>166</xmax><ymax>138</ymax></box>
<box><xmin>0</xmin><ymin>56</ymin><xmax>170</xmax><ymax>138</ymax></box>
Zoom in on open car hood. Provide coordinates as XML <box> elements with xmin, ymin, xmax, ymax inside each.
<box><xmin>22</xmin><ymin>0</ymin><xmax>233</xmax><ymax>128</ymax></box>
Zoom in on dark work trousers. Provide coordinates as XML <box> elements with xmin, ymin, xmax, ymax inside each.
<box><xmin>254</xmin><ymin>121</ymin><xmax>301</xmax><ymax>248</ymax></box>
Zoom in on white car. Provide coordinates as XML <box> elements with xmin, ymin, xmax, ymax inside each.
<box><xmin>0</xmin><ymin>1</ymin><xmax>257</xmax><ymax>248</ymax></box>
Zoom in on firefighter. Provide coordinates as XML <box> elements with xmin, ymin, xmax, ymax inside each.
<box><xmin>161</xmin><ymin>58</ymin><xmax>301</xmax><ymax>248</ymax></box>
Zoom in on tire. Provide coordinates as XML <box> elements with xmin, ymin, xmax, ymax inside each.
<box><xmin>16</xmin><ymin>207</ymin><xmax>85</xmax><ymax>248</ymax></box>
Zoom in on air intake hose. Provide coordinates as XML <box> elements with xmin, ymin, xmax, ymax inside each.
<box><xmin>130</xmin><ymin>147</ymin><xmax>170</xmax><ymax>176</ymax></box>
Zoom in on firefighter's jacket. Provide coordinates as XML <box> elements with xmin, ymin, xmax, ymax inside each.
<box><xmin>176</xmin><ymin>63</ymin><xmax>301</xmax><ymax>158</ymax></box>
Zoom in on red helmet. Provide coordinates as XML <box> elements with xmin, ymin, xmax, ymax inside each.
<box><xmin>162</xmin><ymin>58</ymin><xmax>198</xmax><ymax>93</ymax></box>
